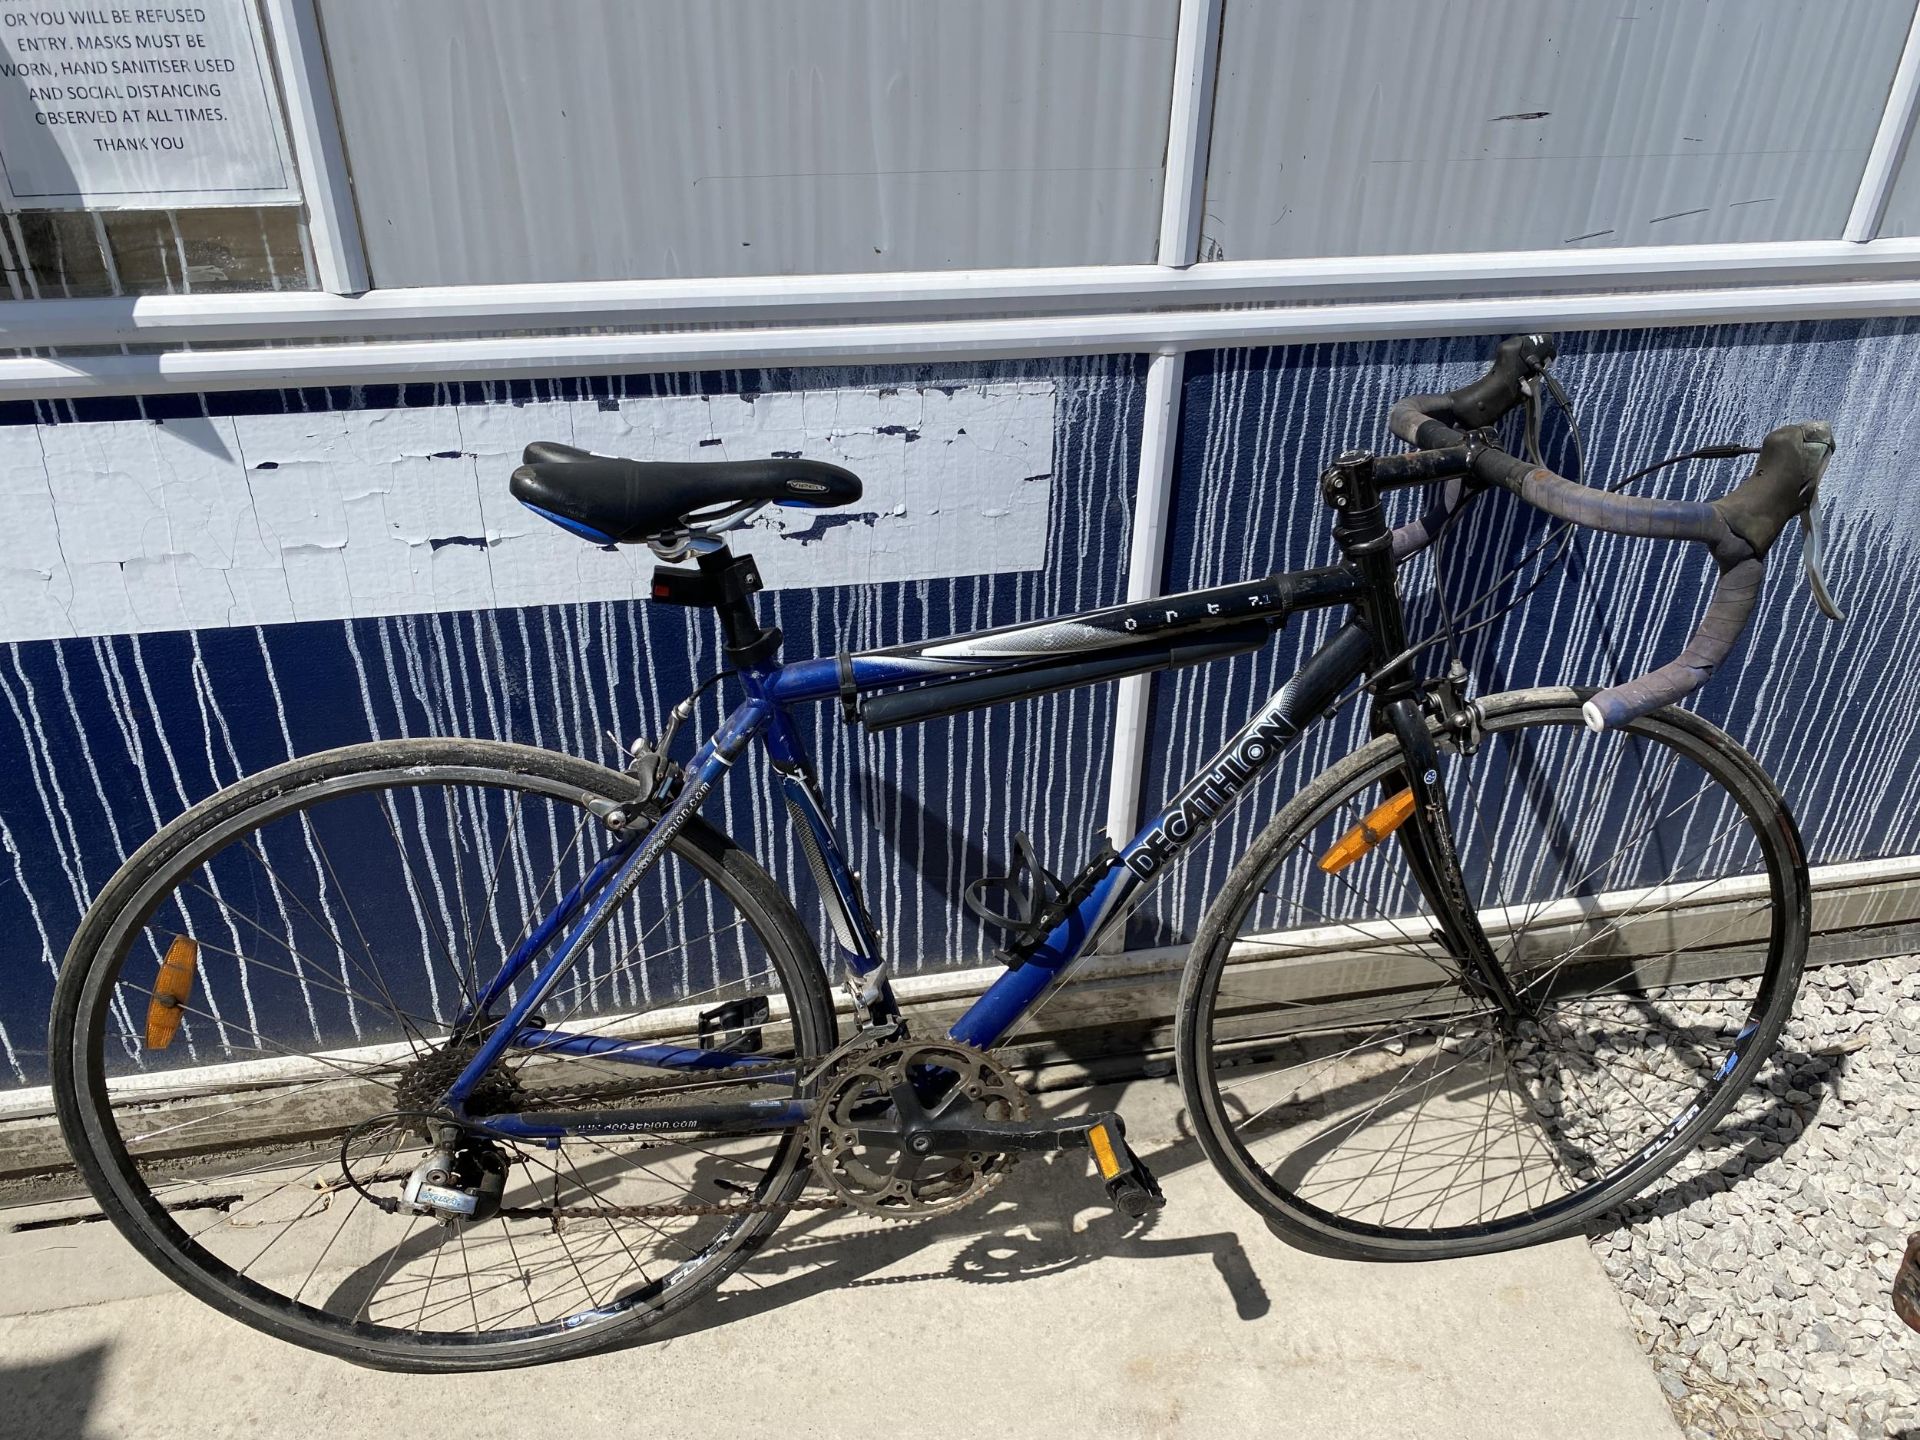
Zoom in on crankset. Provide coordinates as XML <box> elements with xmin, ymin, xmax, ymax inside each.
<box><xmin>807</xmin><ymin>1039</ymin><xmax>1167</xmax><ymax>1219</ymax></box>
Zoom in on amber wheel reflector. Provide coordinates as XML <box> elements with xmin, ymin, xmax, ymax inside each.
<box><xmin>1317</xmin><ymin>787</ymin><xmax>1417</xmax><ymax>874</ymax></box>
<box><xmin>145</xmin><ymin>936</ymin><xmax>199</xmax><ymax>1051</ymax></box>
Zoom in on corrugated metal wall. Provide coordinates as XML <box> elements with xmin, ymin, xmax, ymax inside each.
<box><xmin>303</xmin><ymin>0</ymin><xmax>1920</xmax><ymax>288</ymax></box>
<box><xmin>15</xmin><ymin>0</ymin><xmax>1920</xmax><ymax>290</ymax></box>
<box><xmin>1201</xmin><ymin>0</ymin><xmax>1911</xmax><ymax>258</ymax></box>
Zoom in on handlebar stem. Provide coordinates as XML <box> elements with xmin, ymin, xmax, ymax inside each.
<box><xmin>1324</xmin><ymin>450</ymin><xmax>1416</xmax><ymax>699</ymax></box>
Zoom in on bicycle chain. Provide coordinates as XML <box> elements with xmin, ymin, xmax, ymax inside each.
<box><xmin>333</xmin><ymin>1029</ymin><xmax>999</xmax><ymax>1224</ymax></box>
<box><xmin>495</xmin><ymin>1056</ymin><xmax>803</xmax><ymax>1113</ymax></box>
<box><xmin>496</xmin><ymin>1193</ymin><xmax>846</xmax><ymax>1222</ymax></box>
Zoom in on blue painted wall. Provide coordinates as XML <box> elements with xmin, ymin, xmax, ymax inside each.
<box><xmin>3</xmin><ymin>321</ymin><xmax>1918</xmax><ymax>1084</ymax></box>
<box><xmin>0</xmin><ymin>358</ymin><xmax>1143</xmax><ymax>1083</ymax></box>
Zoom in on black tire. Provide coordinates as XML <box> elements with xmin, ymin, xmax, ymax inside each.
<box><xmin>1175</xmin><ymin>688</ymin><xmax>1809</xmax><ymax>1259</ymax></box>
<box><xmin>51</xmin><ymin>738</ymin><xmax>836</xmax><ymax>1370</ymax></box>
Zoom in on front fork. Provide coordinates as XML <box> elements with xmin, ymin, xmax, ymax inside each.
<box><xmin>1382</xmin><ymin>695</ymin><xmax>1532</xmax><ymax>1026</ymax></box>
<box><xmin>1325</xmin><ymin>447</ymin><xmax>1531</xmax><ymax>1029</ymax></box>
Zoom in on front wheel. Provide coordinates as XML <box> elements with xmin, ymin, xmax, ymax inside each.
<box><xmin>51</xmin><ymin>738</ymin><xmax>836</xmax><ymax>1370</ymax></box>
<box><xmin>1176</xmin><ymin>688</ymin><xmax>1808</xmax><ymax>1259</ymax></box>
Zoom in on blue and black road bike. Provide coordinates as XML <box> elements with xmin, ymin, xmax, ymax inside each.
<box><xmin>52</xmin><ymin>336</ymin><xmax>1846</xmax><ymax>1369</ymax></box>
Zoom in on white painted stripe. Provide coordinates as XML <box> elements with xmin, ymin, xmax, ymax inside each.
<box><xmin>0</xmin><ymin>382</ymin><xmax>1056</xmax><ymax>643</ymax></box>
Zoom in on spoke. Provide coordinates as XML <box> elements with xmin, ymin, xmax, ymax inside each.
<box><xmin>1498</xmin><ymin>755</ymin><xmax>1701</xmax><ymax>970</ymax></box>
<box><xmin>242</xmin><ymin>834</ymin><xmax>431</xmax><ymax>1051</ymax></box>
<box><xmin>478</xmin><ymin>809</ymin><xmax>600</xmax><ymax>1014</ymax></box>
<box><xmin>377</xmin><ymin>796</ymin><xmax>468</xmax><ymax>1025</ymax></box>
<box><xmin>114</xmin><ymin>985</ymin><xmax>410</xmax><ymax>1093</ymax></box>
<box><xmin>177</xmin><ymin>934</ymin><xmax>433</xmax><ymax>1035</ymax></box>
<box><xmin>459</xmin><ymin>790</ymin><xmax>527</xmax><ymax>1013</ymax></box>
<box><xmin>179</xmin><ymin>878</ymin><xmax>429</xmax><ymax>1052</ymax></box>
<box><xmin>119</xmin><ymin>1069</ymin><xmax>397</xmax><ymax>1148</ymax></box>
<box><xmin>1515</xmin><ymin>839</ymin><xmax>1758</xmax><ymax>1001</ymax></box>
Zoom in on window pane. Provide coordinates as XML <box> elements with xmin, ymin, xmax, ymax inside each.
<box><xmin>1200</xmin><ymin>0</ymin><xmax>1908</xmax><ymax>261</ymax></box>
<box><xmin>317</xmin><ymin>0</ymin><xmax>1177</xmax><ymax>286</ymax></box>
<box><xmin>3</xmin><ymin>208</ymin><xmax>312</xmax><ymax>298</ymax></box>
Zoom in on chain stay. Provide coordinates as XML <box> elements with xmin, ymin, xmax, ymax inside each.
<box><xmin>442</xmin><ymin>1050</ymin><xmax>848</xmax><ymax>1222</ymax></box>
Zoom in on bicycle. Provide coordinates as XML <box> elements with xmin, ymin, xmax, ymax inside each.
<box><xmin>49</xmin><ymin>334</ymin><xmax>1846</xmax><ymax>1371</ymax></box>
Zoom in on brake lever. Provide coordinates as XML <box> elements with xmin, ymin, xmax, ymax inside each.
<box><xmin>1802</xmin><ymin>489</ymin><xmax>1846</xmax><ymax>621</ymax></box>
<box><xmin>1798</xmin><ymin>442</ymin><xmax>1846</xmax><ymax>622</ymax></box>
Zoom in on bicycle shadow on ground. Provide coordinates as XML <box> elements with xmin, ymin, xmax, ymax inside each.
<box><xmin>1584</xmin><ymin>1042</ymin><xmax>1849</xmax><ymax>1237</ymax></box>
<box><xmin>0</xmin><ymin>1342</ymin><xmax>110</xmax><ymax>1440</ymax></box>
<box><xmin>647</xmin><ymin>1079</ymin><xmax>1271</xmax><ymax>1348</ymax></box>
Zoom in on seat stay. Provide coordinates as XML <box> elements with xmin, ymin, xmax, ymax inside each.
<box><xmin>441</xmin><ymin>699</ymin><xmax>771</xmax><ymax>1113</ymax></box>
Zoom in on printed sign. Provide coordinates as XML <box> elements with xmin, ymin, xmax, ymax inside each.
<box><xmin>0</xmin><ymin>1</ymin><xmax>298</xmax><ymax>209</ymax></box>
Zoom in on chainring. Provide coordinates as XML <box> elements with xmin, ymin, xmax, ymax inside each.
<box><xmin>807</xmin><ymin>1038</ymin><xmax>1030</xmax><ymax>1218</ymax></box>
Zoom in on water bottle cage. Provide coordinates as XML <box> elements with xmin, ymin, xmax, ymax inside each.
<box><xmin>964</xmin><ymin>831</ymin><xmax>1067</xmax><ymax>964</ymax></box>
<box><xmin>966</xmin><ymin>833</ymin><xmax>1121</xmax><ymax>968</ymax></box>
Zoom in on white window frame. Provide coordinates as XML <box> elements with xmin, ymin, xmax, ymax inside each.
<box><xmin>0</xmin><ymin>0</ymin><xmax>1915</xmax><ymax>398</ymax></box>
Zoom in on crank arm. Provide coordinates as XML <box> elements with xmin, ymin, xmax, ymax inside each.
<box><xmin>857</xmin><ymin>1107</ymin><xmax>1126</xmax><ymax>1158</ymax></box>
<box><xmin>876</xmin><ymin>1108</ymin><xmax>1168</xmax><ymax>1219</ymax></box>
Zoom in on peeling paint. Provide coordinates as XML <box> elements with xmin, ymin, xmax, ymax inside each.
<box><xmin>0</xmin><ymin>381</ymin><xmax>1057</xmax><ymax>644</ymax></box>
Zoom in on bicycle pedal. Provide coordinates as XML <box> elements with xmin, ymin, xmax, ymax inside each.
<box><xmin>1087</xmin><ymin>1117</ymin><xmax>1165</xmax><ymax>1219</ymax></box>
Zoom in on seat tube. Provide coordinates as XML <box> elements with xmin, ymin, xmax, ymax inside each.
<box><xmin>752</xmin><ymin>678</ymin><xmax>894</xmax><ymax>1021</ymax></box>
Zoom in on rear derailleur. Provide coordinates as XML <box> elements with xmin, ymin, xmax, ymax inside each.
<box><xmin>340</xmin><ymin>1114</ymin><xmax>511</xmax><ymax>1230</ymax></box>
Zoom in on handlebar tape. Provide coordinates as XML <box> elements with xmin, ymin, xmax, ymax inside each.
<box><xmin>1579</xmin><ymin>555</ymin><xmax>1763</xmax><ymax>731</ymax></box>
<box><xmin>1389</xmin><ymin>338</ymin><xmax>1833</xmax><ymax>730</ymax></box>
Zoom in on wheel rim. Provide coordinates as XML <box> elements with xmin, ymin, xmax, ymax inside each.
<box><xmin>1189</xmin><ymin>702</ymin><xmax>1802</xmax><ymax>1244</ymax></box>
<box><xmin>64</xmin><ymin>753</ymin><xmax>824</xmax><ymax>1352</ymax></box>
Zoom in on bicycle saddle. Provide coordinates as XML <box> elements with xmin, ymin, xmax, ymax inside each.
<box><xmin>510</xmin><ymin>441</ymin><xmax>862</xmax><ymax>544</ymax></box>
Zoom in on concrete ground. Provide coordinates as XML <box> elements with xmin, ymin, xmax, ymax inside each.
<box><xmin>0</xmin><ymin>1074</ymin><xmax>1681</xmax><ymax>1440</ymax></box>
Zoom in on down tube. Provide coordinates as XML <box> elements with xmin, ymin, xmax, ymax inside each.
<box><xmin>949</xmin><ymin>621</ymin><xmax>1374</xmax><ymax>1049</ymax></box>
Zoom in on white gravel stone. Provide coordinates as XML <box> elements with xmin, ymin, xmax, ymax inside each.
<box><xmin>1588</xmin><ymin>952</ymin><xmax>1920</xmax><ymax>1440</ymax></box>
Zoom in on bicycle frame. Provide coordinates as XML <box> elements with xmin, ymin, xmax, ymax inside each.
<box><xmin>452</xmin><ymin>453</ymin><xmax>1462</xmax><ymax>1144</ymax></box>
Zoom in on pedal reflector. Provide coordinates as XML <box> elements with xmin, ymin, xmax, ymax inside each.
<box><xmin>1088</xmin><ymin>1121</ymin><xmax>1124</xmax><ymax>1181</ymax></box>
<box><xmin>145</xmin><ymin>936</ymin><xmax>198</xmax><ymax>1051</ymax></box>
<box><xmin>1317</xmin><ymin>787</ymin><xmax>1416</xmax><ymax>874</ymax></box>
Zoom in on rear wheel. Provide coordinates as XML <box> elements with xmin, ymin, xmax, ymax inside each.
<box><xmin>1176</xmin><ymin>688</ymin><xmax>1808</xmax><ymax>1258</ymax></box>
<box><xmin>51</xmin><ymin>739</ymin><xmax>835</xmax><ymax>1370</ymax></box>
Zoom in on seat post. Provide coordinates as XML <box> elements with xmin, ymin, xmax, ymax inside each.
<box><xmin>693</xmin><ymin>544</ymin><xmax>783</xmax><ymax>669</ymax></box>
